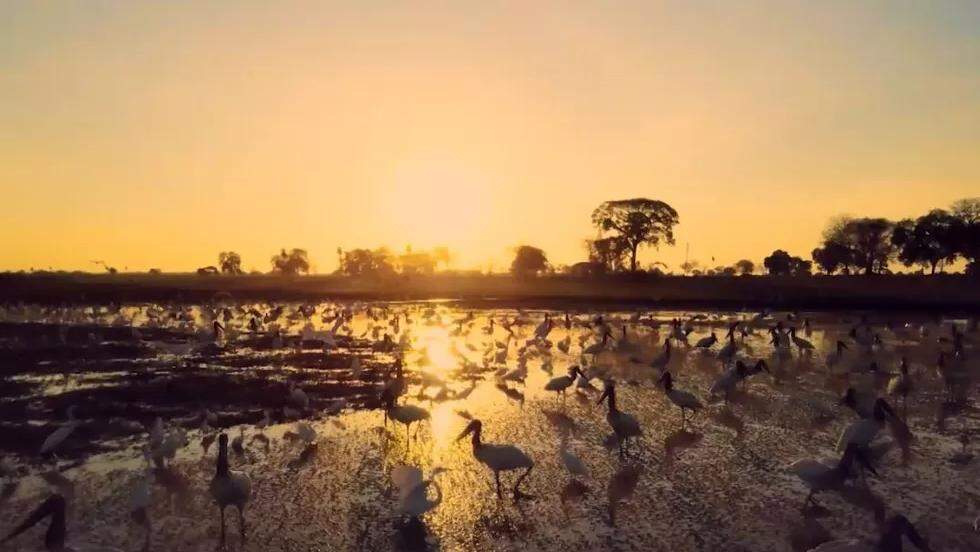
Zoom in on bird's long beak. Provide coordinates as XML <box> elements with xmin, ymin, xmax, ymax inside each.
<box><xmin>596</xmin><ymin>389</ymin><xmax>608</xmax><ymax>405</ymax></box>
<box><xmin>455</xmin><ymin>422</ymin><xmax>475</xmax><ymax>443</ymax></box>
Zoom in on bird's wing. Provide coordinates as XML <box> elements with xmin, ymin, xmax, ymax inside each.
<box><xmin>787</xmin><ymin>459</ymin><xmax>829</xmax><ymax>482</ymax></box>
<box><xmin>391</xmin><ymin>465</ymin><xmax>423</xmax><ymax>499</ymax></box>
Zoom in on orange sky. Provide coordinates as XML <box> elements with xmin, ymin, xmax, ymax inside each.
<box><xmin>2</xmin><ymin>2</ymin><xmax>978</xmax><ymax>273</ymax></box>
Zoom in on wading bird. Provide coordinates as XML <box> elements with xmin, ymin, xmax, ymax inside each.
<box><xmin>209</xmin><ymin>433</ymin><xmax>252</xmax><ymax>547</ymax></box>
<box><xmin>544</xmin><ymin>365</ymin><xmax>583</xmax><ymax>400</ymax></box>
<box><xmin>788</xmin><ymin>443</ymin><xmax>877</xmax><ymax>509</ymax></box>
<box><xmin>456</xmin><ymin>419</ymin><xmax>534</xmax><ymax>500</ymax></box>
<box><xmin>597</xmin><ymin>379</ymin><xmax>642</xmax><ymax>457</ymax></box>
<box><xmin>658</xmin><ymin>371</ymin><xmax>703</xmax><ymax>425</ymax></box>
<box><xmin>807</xmin><ymin>514</ymin><xmax>931</xmax><ymax>551</ymax></box>
<box><xmin>382</xmin><ymin>395</ymin><xmax>430</xmax><ymax>440</ymax></box>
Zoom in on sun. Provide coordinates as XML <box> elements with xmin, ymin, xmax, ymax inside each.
<box><xmin>381</xmin><ymin>160</ymin><xmax>494</xmax><ymax>251</ymax></box>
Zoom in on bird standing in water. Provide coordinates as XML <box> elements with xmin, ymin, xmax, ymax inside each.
<box><xmin>456</xmin><ymin>419</ymin><xmax>534</xmax><ymax>501</ymax></box>
<box><xmin>597</xmin><ymin>379</ymin><xmax>642</xmax><ymax>457</ymax></box>
<box><xmin>210</xmin><ymin>433</ymin><xmax>252</xmax><ymax>547</ymax></box>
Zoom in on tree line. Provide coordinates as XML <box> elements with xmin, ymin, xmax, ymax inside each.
<box><xmin>196</xmin><ymin>196</ymin><xmax>977</xmax><ymax>278</ymax></box>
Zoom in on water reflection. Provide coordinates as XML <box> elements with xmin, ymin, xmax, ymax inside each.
<box><xmin>0</xmin><ymin>304</ymin><xmax>976</xmax><ymax>550</ymax></box>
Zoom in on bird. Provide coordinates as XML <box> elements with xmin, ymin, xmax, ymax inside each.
<box><xmin>597</xmin><ymin>379</ymin><xmax>642</xmax><ymax>457</ymax></box>
<box><xmin>650</xmin><ymin>338</ymin><xmax>672</xmax><ymax>371</ymax></box>
<box><xmin>658</xmin><ymin>371</ymin><xmax>703</xmax><ymax>425</ymax></box>
<box><xmin>789</xmin><ymin>327</ymin><xmax>815</xmax><ymax>351</ymax></box>
<box><xmin>382</xmin><ymin>395</ymin><xmax>430</xmax><ymax>440</ymax></box>
<box><xmin>2</xmin><ymin>494</ymin><xmax>69</xmax><ymax>551</ymax></box>
<box><xmin>887</xmin><ymin>357</ymin><xmax>913</xmax><ymax>414</ymax></box>
<box><xmin>694</xmin><ymin>332</ymin><xmax>717</xmax><ymax>349</ymax></box>
<box><xmin>209</xmin><ymin>433</ymin><xmax>252</xmax><ymax>548</ymax></box>
<box><xmin>807</xmin><ymin>514</ymin><xmax>931</xmax><ymax>551</ymax></box>
<box><xmin>788</xmin><ymin>443</ymin><xmax>877</xmax><ymax>509</ymax></box>
<box><xmin>583</xmin><ymin>331</ymin><xmax>612</xmax><ymax>360</ymax></box>
<box><xmin>836</xmin><ymin>398</ymin><xmax>900</xmax><ymax>452</ymax></box>
<box><xmin>40</xmin><ymin>406</ymin><xmax>80</xmax><ymax>457</ymax></box>
<box><xmin>544</xmin><ymin>365</ymin><xmax>582</xmax><ymax>399</ymax></box>
<box><xmin>716</xmin><ymin>333</ymin><xmax>737</xmax><ymax>361</ymax></box>
<box><xmin>457</xmin><ymin>419</ymin><xmax>534</xmax><ymax>500</ymax></box>
<box><xmin>390</xmin><ymin>465</ymin><xmax>447</xmax><ymax>518</ymax></box>
<box><xmin>826</xmin><ymin>340</ymin><xmax>849</xmax><ymax>370</ymax></box>
<box><xmin>287</xmin><ymin>382</ymin><xmax>309</xmax><ymax>410</ymax></box>
<box><xmin>559</xmin><ymin>436</ymin><xmax>589</xmax><ymax>478</ymax></box>
<box><xmin>709</xmin><ymin>359</ymin><xmax>768</xmax><ymax>400</ymax></box>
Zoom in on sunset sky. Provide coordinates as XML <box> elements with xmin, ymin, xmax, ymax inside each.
<box><xmin>2</xmin><ymin>1</ymin><xmax>978</xmax><ymax>273</ymax></box>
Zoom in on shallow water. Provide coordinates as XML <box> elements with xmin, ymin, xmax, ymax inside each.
<box><xmin>0</xmin><ymin>303</ymin><xmax>978</xmax><ymax>551</ymax></box>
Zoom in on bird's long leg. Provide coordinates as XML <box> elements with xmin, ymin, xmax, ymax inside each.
<box><xmin>219</xmin><ymin>505</ymin><xmax>226</xmax><ymax>548</ymax></box>
<box><xmin>495</xmin><ymin>472</ymin><xmax>502</xmax><ymax>499</ymax></box>
<box><xmin>513</xmin><ymin>465</ymin><xmax>534</xmax><ymax>501</ymax></box>
<box><xmin>238</xmin><ymin>506</ymin><xmax>246</xmax><ymax>541</ymax></box>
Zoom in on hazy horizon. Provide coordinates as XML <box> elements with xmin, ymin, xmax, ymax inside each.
<box><xmin>3</xmin><ymin>1</ymin><xmax>979</xmax><ymax>273</ymax></box>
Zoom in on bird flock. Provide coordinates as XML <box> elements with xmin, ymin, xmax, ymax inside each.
<box><xmin>0</xmin><ymin>302</ymin><xmax>977</xmax><ymax>550</ymax></box>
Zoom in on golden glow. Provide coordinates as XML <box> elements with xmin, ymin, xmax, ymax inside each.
<box><xmin>2</xmin><ymin>3</ymin><xmax>979</xmax><ymax>272</ymax></box>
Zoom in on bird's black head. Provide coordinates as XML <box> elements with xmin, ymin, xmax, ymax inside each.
<box><xmin>218</xmin><ymin>433</ymin><xmax>229</xmax><ymax>446</ymax></box>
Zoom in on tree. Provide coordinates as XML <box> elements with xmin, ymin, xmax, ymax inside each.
<box><xmin>764</xmin><ymin>250</ymin><xmax>811</xmax><ymax>276</ymax></box>
<box><xmin>431</xmin><ymin>246</ymin><xmax>452</xmax><ymax>270</ymax></box>
<box><xmin>339</xmin><ymin>248</ymin><xmax>395</xmax><ymax>276</ymax></box>
<box><xmin>510</xmin><ymin>245</ymin><xmax>549</xmax><ymax>277</ymax></box>
<box><xmin>950</xmin><ymin>197</ymin><xmax>980</xmax><ymax>269</ymax></box>
<box><xmin>586</xmin><ymin>236</ymin><xmax>629</xmax><ymax>273</ymax></box>
<box><xmin>218</xmin><ymin>251</ymin><xmax>243</xmax><ymax>275</ymax></box>
<box><xmin>591</xmin><ymin>198</ymin><xmax>679</xmax><ymax>272</ymax></box>
<box><xmin>950</xmin><ymin>197</ymin><xmax>980</xmax><ymax>225</ymax></box>
<box><xmin>811</xmin><ymin>242</ymin><xmax>853</xmax><ymax>274</ymax></box>
<box><xmin>679</xmin><ymin>260</ymin><xmax>700</xmax><ymax>275</ymax></box>
<box><xmin>734</xmin><ymin>259</ymin><xmax>755</xmax><ymax>275</ymax></box>
<box><xmin>892</xmin><ymin>210</ymin><xmax>960</xmax><ymax>274</ymax></box>
<box><xmin>821</xmin><ymin>217</ymin><xmax>896</xmax><ymax>275</ymax></box>
<box><xmin>398</xmin><ymin>246</ymin><xmax>436</xmax><ymax>275</ymax></box>
<box><xmin>270</xmin><ymin>248</ymin><xmax>311</xmax><ymax>275</ymax></box>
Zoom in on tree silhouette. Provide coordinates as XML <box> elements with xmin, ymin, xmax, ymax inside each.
<box><xmin>734</xmin><ymin>259</ymin><xmax>755</xmax><ymax>275</ymax></box>
<box><xmin>950</xmin><ymin>198</ymin><xmax>979</xmax><ymax>274</ymax></box>
<box><xmin>764</xmin><ymin>250</ymin><xmax>811</xmax><ymax>276</ymax></box>
<box><xmin>591</xmin><ymin>198</ymin><xmax>679</xmax><ymax>272</ymax></box>
<box><xmin>218</xmin><ymin>251</ymin><xmax>243</xmax><ymax>275</ymax></box>
<box><xmin>892</xmin><ymin>210</ymin><xmax>961</xmax><ymax>274</ymax></box>
<box><xmin>339</xmin><ymin>248</ymin><xmax>395</xmax><ymax>276</ymax></box>
<box><xmin>586</xmin><ymin>237</ymin><xmax>629</xmax><ymax>273</ymax></box>
<box><xmin>510</xmin><ymin>245</ymin><xmax>549</xmax><ymax>277</ymax></box>
<box><xmin>811</xmin><ymin>242</ymin><xmax>853</xmax><ymax>274</ymax></box>
<box><xmin>270</xmin><ymin>248</ymin><xmax>311</xmax><ymax>275</ymax></box>
<box><xmin>819</xmin><ymin>217</ymin><xmax>895</xmax><ymax>275</ymax></box>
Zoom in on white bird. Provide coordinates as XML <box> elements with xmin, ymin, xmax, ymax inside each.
<box><xmin>836</xmin><ymin>399</ymin><xmax>899</xmax><ymax>452</ymax></box>
<box><xmin>788</xmin><ymin>443</ymin><xmax>877</xmax><ymax>509</ymax></box>
<box><xmin>559</xmin><ymin>437</ymin><xmax>589</xmax><ymax>478</ymax></box>
<box><xmin>209</xmin><ymin>433</ymin><xmax>252</xmax><ymax>548</ymax></box>
<box><xmin>456</xmin><ymin>419</ymin><xmax>534</xmax><ymax>500</ymax></box>
<box><xmin>658</xmin><ymin>371</ymin><xmax>702</xmax><ymax>425</ymax></box>
<box><xmin>40</xmin><ymin>406</ymin><xmax>79</xmax><ymax>456</ymax></box>
<box><xmin>807</xmin><ymin>514</ymin><xmax>931</xmax><ymax>551</ymax></box>
<box><xmin>390</xmin><ymin>465</ymin><xmax>447</xmax><ymax>518</ymax></box>
<box><xmin>597</xmin><ymin>379</ymin><xmax>642</xmax><ymax>457</ymax></box>
<box><xmin>544</xmin><ymin>365</ymin><xmax>582</xmax><ymax>399</ymax></box>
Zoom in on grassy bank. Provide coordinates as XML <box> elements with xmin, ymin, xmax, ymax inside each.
<box><xmin>1</xmin><ymin>272</ymin><xmax>977</xmax><ymax>311</ymax></box>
